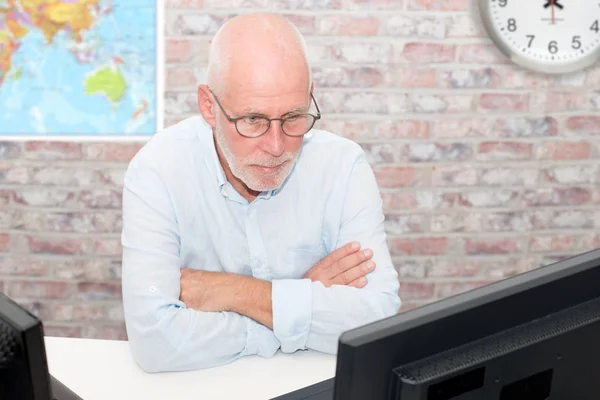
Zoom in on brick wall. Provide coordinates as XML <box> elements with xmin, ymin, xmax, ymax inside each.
<box><xmin>2</xmin><ymin>0</ymin><xmax>600</xmax><ymax>338</ymax></box>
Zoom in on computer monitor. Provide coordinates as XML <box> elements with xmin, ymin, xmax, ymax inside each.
<box><xmin>0</xmin><ymin>292</ymin><xmax>83</xmax><ymax>400</ymax></box>
<box><xmin>333</xmin><ymin>247</ymin><xmax>600</xmax><ymax>400</ymax></box>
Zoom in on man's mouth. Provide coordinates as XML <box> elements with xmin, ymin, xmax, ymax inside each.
<box><xmin>252</xmin><ymin>161</ymin><xmax>287</xmax><ymax>174</ymax></box>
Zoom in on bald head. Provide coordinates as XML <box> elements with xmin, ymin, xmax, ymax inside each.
<box><xmin>206</xmin><ymin>13</ymin><xmax>311</xmax><ymax>97</ymax></box>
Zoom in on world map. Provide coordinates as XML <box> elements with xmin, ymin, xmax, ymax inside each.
<box><xmin>0</xmin><ymin>0</ymin><xmax>158</xmax><ymax>135</ymax></box>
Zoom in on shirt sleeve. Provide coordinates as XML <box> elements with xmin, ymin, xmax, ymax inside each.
<box><xmin>271</xmin><ymin>151</ymin><xmax>401</xmax><ymax>354</ymax></box>
<box><xmin>121</xmin><ymin>150</ymin><xmax>280</xmax><ymax>372</ymax></box>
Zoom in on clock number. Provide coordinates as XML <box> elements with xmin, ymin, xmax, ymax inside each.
<box><xmin>572</xmin><ymin>36</ymin><xmax>581</xmax><ymax>49</ymax></box>
<box><xmin>526</xmin><ymin>35</ymin><xmax>535</xmax><ymax>47</ymax></box>
<box><xmin>507</xmin><ymin>18</ymin><xmax>517</xmax><ymax>32</ymax></box>
<box><xmin>548</xmin><ymin>41</ymin><xmax>558</xmax><ymax>54</ymax></box>
<box><xmin>592</xmin><ymin>20</ymin><xmax>599</xmax><ymax>33</ymax></box>
<box><xmin>498</xmin><ymin>0</ymin><xmax>507</xmax><ymax>6</ymax></box>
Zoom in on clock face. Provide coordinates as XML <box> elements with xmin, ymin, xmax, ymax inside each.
<box><xmin>479</xmin><ymin>0</ymin><xmax>600</xmax><ymax>73</ymax></box>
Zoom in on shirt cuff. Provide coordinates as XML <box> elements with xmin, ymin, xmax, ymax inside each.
<box><xmin>271</xmin><ymin>278</ymin><xmax>313</xmax><ymax>353</ymax></box>
<box><xmin>243</xmin><ymin>317</ymin><xmax>280</xmax><ymax>358</ymax></box>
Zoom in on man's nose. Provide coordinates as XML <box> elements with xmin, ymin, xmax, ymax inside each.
<box><xmin>261</xmin><ymin>121</ymin><xmax>285</xmax><ymax>157</ymax></box>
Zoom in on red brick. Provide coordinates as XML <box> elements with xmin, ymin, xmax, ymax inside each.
<box><xmin>31</xmin><ymin>167</ymin><xmax>96</xmax><ymax>186</ymax></box>
<box><xmin>361</xmin><ymin>143</ymin><xmax>402</xmax><ymax>164</ymax></box>
<box><xmin>566</xmin><ymin>116</ymin><xmax>600</xmax><ymax>136</ymax></box>
<box><xmin>399</xmin><ymin>282</ymin><xmax>435</xmax><ymax>300</ymax></box>
<box><xmin>457</xmin><ymin>44</ymin><xmax>510</xmax><ymax>64</ymax></box>
<box><xmin>0</xmin><ymin>257</ymin><xmax>48</xmax><ymax>276</ymax></box>
<box><xmin>436</xmin><ymin>281</ymin><xmax>495</xmax><ymax>298</ymax></box>
<box><xmin>522</xmin><ymin>187</ymin><xmax>590</xmax><ymax>207</ymax></box>
<box><xmin>165</xmin><ymin>39</ymin><xmax>195</xmax><ymax>64</ymax></box>
<box><xmin>491</xmin><ymin>117</ymin><xmax>558</xmax><ymax>137</ymax></box>
<box><xmin>537</xmin><ymin>141</ymin><xmax>591</xmax><ymax>160</ymax></box>
<box><xmin>387</xmin><ymin>15</ymin><xmax>446</xmax><ymax>39</ymax></box>
<box><xmin>465</xmin><ymin>238</ymin><xmax>519</xmax><ymax>255</ymax></box>
<box><xmin>375</xmin><ymin>120</ymin><xmax>429</xmax><ymax>139</ymax></box>
<box><xmin>84</xmin><ymin>143</ymin><xmax>143</xmax><ymax>162</ymax></box>
<box><xmin>78</xmin><ymin>282</ymin><xmax>122</xmax><ymax>300</ymax></box>
<box><xmin>312</xmin><ymin>66</ymin><xmax>384</xmax><ymax>88</ymax></box>
<box><xmin>0</xmin><ymin>142</ymin><xmax>21</xmax><ymax>159</ymax></box>
<box><xmin>350</xmin><ymin>0</ymin><xmax>403</xmax><ymax>9</ymax></box>
<box><xmin>531</xmin><ymin>92</ymin><xmax>586</xmax><ymax>113</ymax></box>
<box><xmin>374</xmin><ymin>166</ymin><xmax>420</xmax><ymax>187</ymax></box>
<box><xmin>580</xmin><ymin>234</ymin><xmax>600</xmax><ymax>250</ymax></box>
<box><xmin>431</xmin><ymin>212</ymin><xmax>483</xmax><ymax>232</ymax></box>
<box><xmin>403</xmin><ymin>43</ymin><xmax>454</xmax><ymax>63</ymax></box>
<box><xmin>84</xmin><ymin>324</ymin><xmax>128</xmax><ymax>340</ymax></box>
<box><xmin>166</xmin><ymin>66</ymin><xmax>198</xmax><ymax>90</ymax></box>
<box><xmin>389</xmin><ymin>237</ymin><xmax>449</xmax><ymax>256</ymax></box>
<box><xmin>409</xmin><ymin>0</ymin><xmax>470</xmax><ymax>10</ymax></box>
<box><xmin>24</xmin><ymin>141</ymin><xmax>82</xmax><ymax>160</ymax></box>
<box><xmin>480</xmin><ymin>167</ymin><xmax>539</xmax><ymax>186</ymax></box>
<box><xmin>392</xmin><ymin>67</ymin><xmax>437</xmax><ymax>88</ymax></box>
<box><xmin>486</xmin><ymin>211</ymin><xmax>547</xmax><ymax>232</ymax></box>
<box><xmin>52</xmin><ymin>259</ymin><xmax>120</xmax><ymax>281</ymax></box>
<box><xmin>317</xmin><ymin>16</ymin><xmax>379</xmax><ymax>36</ymax></box>
<box><xmin>282</xmin><ymin>14</ymin><xmax>316</xmax><ymax>34</ymax></box>
<box><xmin>0</xmin><ymin>233</ymin><xmax>9</xmax><ymax>252</ymax></box>
<box><xmin>94</xmin><ymin>239</ymin><xmax>122</xmax><ymax>256</ymax></box>
<box><xmin>529</xmin><ymin>235</ymin><xmax>577</xmax><ymax>252</ymax></box>
<box><xmin>431</xmin><ymin>119</ymin><xmax>487</xmax><ymax>138</ymax></box>
<box><xmin>42</xmin><ymin>304</ymin><xmax>107</xmax><ymax>322</ymax></box>
<box><xmin>78</xmin><ymin>190</ymin><xmax>123</xmax><ymax>209</ymax></box>
<box><xmin>406</xmin><ymin>142</ymin><xmax>473</xmax><ymax>162</ymax></box>
<box><xmin>0</xmin><ymin>166</ymin><xmax>28</xmax><ymax>184</ymax></box>
<box><xmin>384</xmin><ymin>214</ymin><xmax>428</xmax><ymax>234</ymax></box>
<box><xmin>440</xmin><ymin>68</ymin><xmax>499</xmax><ymax>89</ymax></box>
<box><xmin>43</xmin><ymin>325</ymin><xmax>82</xmax><ymax>338</ymax></box>
<box><xmin>164</xmin><ymin>0</ymin><xmax>203</xmax><ymax>6</ymax></box>
<box><xmin>477</xmin><ymin>141</ymin><xmax>532</xmax><ymax>161</ymax></box>
<box><xmin>447</xmin><ymin>15</ymin><xmax>484</xmax><ymax>37</ymax></box>
<box><xmin>6</xmin><ymin>281</ymin><xmax>70</xmax><ymax>299</ymax></box>
<box><xmin>382</xmin><ymin>192</ymin><xmax>418</xmax><ymax>210</ymax></box>
<box><xmin>26</xmin><ymin>236</ymin><xmax>85</xmax><ymax>255</ymax></box>
<box><xmin>428</xmin><ymin>259</ymin><xmax>481</xmax><ymax>277</ymax></box>
<box><xmin>0</xmin><ymin>190</ymin><xmax>11</xmax><ymax>206</ymax></box>
<box><xmin>412</xmin><ymin>94</ymin><xmax>473</xmax><ymax>114</ymax></box>
<box><xmin>331</xmin><ymin>43</ymin><xmax>392</xmax><ymax>64</ymax></box>
<box><xmin>542</xmin><ymin>165</ymin><xmax>596</xmax><ymax>184</ymax></box>
<box><xmin>549</xmin><ymin>210</ymin><xmax>593</xmax><ymax>229</ymax></box>
<box><xmin>432</xmin><ymin>166</ymin><xmax>477</xmax><ymax>186</ymax></box>
<box><xmin>479</xmin><ymin>94</ymin><xmax>529</xmax><ymax>112</ymax></box>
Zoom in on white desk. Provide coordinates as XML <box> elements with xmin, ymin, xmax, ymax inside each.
<box><xmin>44</xmin><ymin>337</ymin><xmax>336</xmax><ymax>400</ymax></box>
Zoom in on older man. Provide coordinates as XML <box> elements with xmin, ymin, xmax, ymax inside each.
<box><xmin>121</xmin><ymin>13</ymin><xmax>401</xmax><ymax>373</ymax></box>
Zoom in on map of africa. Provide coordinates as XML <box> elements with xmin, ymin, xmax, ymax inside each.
<box><xmin>0</xmin><ymin>0</ymin><xmax>158</xmax><ymax>135</ymax></box>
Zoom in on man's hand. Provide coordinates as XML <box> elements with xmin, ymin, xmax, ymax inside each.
<box><xmin>179</xmin><ymin>269</ymin><xmax>233</xmax><ymax>312</ymax></box>
<box><xmin>303</xmin><ymin>242</ymin><xmax>375</xmax><ymax>288</ymax></box>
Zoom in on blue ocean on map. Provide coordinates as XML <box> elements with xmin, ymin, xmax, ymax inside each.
<box><xmin>0</xmin><ymin>2</ymin><xmax>158</xmax><ymax>135</ymax></box>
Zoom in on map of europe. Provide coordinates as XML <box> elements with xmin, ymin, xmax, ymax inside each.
<box><xmin>0</xmin><ymin>0</ymin><xmax>158</xmax><ymax>135</ymax></box>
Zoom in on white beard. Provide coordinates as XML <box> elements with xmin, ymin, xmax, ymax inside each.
<box><xmin>214</xmin><ymin>122</ymin><xmax>298</xmax><ymax>192</ymax></box>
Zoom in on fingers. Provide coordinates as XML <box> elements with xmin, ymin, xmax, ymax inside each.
<box><xmin>332</xmin><ymin>259</ymin><xmax>375</xmax><ymax>286</ymax></box>
<box><xmin>318</xmin><ymin>241</ymin><xmax>362</xmax><ymax>268</ymax></box>
<box><xmin>330</xmin><ymin>248</ymin><xmax>373</xmax><ymax>279</ymax></box>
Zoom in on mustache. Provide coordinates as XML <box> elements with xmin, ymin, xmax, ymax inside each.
<box><xmin>246</xmin><ymin>154</ymin><xmax>294</xmax><ymax>167</ymax></box>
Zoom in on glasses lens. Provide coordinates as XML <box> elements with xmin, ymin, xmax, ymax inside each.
<box><xmin>282</xmin><ymin>115</ymin><xmax>315</xmax><ymax>136</ymax></box>
<box><xmin>237</xmin><ymin>116</ymin><xmax>270</xmax><ymax>137</ymax></box>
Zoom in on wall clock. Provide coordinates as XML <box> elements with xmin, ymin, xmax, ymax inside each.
<box><xmin>478</xmin><ymin>0</ymin><xmax>600</xmax><ymax>74</ymax></box>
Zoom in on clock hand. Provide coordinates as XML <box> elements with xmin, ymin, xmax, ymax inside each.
<box><xmin>543</xmin><ymin>0</ymin><xmax>563</xmax><ymax>9</ymax></box>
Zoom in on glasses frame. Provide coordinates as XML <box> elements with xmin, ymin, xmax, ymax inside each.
<box><xmin>208</xmin><ymin>87</ymin><xmax>321</xmax><ymax>138</ymax></box>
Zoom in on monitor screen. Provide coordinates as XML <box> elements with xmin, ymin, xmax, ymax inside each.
<box><xmin>334</xmin><ymin>248</ymin><xmax>600</xmax><ymax>400</ymax></box>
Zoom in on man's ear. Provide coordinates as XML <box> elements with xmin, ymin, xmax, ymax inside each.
<box><xmin>197</xmin><ymin>84</ymin><xmax>216</xmax><ymax>128</ymax></box>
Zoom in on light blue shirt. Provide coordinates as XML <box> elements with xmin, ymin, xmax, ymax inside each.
<box><xmin>121</xmin><ymin>116</ymin><xmax>401</xmax><ymax>373</ymax></box>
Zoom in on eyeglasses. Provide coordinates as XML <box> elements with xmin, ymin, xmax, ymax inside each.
<box><xmin>208</xmin><ymin>87</ymin><xmax>321</xmax><ymax>138</ymax></box>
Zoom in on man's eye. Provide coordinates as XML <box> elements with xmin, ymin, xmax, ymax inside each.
<box><xmin>244</xmin><ymin>116</ymin><xmax>261</xmax><ymax>124</ymax></box>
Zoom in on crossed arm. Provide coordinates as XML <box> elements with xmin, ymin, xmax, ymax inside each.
<box><xmin>121</xmin><ymin>153</ymin><xmax>401</xmax><ymax>373</ymax></box>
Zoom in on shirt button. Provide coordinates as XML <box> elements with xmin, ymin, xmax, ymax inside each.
<box><xmin>149</xmin><ymin>286</ymin><xmax>157</xmax><ymax>293</ymax></box>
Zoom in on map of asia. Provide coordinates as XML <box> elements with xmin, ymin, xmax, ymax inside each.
<box><xmin>0</xmin><ymin>1</ymin><xmax>158</xmax><ymax>135</ymax></box>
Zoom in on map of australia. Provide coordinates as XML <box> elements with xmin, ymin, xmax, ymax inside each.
<box><xmin>0</xmin><ymin>0</ymin><xmax>158</xmax><ymax>135</ymax></box>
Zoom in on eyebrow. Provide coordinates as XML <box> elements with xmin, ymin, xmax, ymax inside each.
<box><xmin>240</xmin><ymin>105</ymin><xmax>308</xmax><ymax>118</ymax></box>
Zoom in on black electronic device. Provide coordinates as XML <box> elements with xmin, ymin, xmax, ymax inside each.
<box><xmin>273</xmin><ymin>248</ymin><xmax>600</xmax><ymax>400</ymax></box>
<box><xmin>0</xmin><ymin>292</ymin><xmax>83</xmax><ymax>400</ymax></box>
